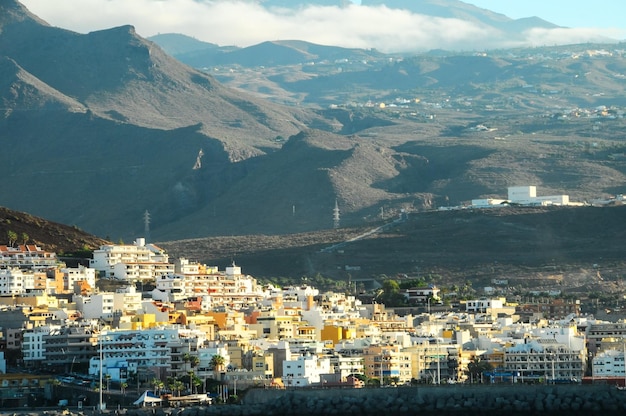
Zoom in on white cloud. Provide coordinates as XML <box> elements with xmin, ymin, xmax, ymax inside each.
<box><xmin>20</xmin><ymin>0</ymin><xmax>626</xmax><ymax>53</ymax></box>
<box><xmin>522</xmin><ymin>27</ymin><xmax>626</xmax><ymax>48</ymax></box>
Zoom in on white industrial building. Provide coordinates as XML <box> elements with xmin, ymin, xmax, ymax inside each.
<box><xmin>507</xmin><ymin>186</ymin><xmax>569</xmax><ymax>206</ymax></box>
<box><xmin>472</xmin><ymin>186</ymin><xmax>571</xmax><ymax>208</ymax></box>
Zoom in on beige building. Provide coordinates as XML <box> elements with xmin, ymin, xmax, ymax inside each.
<box><xmin>405</xmin><ymin>340</ymin><xmax>461</xmax><ymax>383</ymax></box>
<box><xmin>363</xmin><ymin>344</ymin><xmax>412</xmax><ymax>385</ymax></box>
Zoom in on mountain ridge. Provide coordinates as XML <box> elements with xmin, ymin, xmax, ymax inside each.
<box><xmin>2</xmin><ymin>0</ymin><xmax>626</xmax><ymax>245</ymax></box>
<box><xmin>0</xmin><ymin>0</ymin><xmax>336</xmax><ymax>240</ymax></box>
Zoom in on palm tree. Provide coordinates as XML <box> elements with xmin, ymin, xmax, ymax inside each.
<box><xmin>183</xmin><ymin>352</ymin><xmax>200</xmax><ymax>393</ymax></box>
<box><xmin>151</xmin><ymin>377</ymin><xmax>164</xmax><ymax>395</ymax></box>
<box><xmin>182</xmin><ymin>352</ymin><xmax>192</xmax><ymax>368</ymax></box>
<box><xmin>191</xmin><ymin>374</ymin><xmax>203</xmax><ymax>394</ymax></box>
<box><xmin>6</xmin><ymin>230</ymin><xmax>17</xmax><ymax>247</ymax></box>
<box><xmin>189</xmin><ymin>355</ymin><xmax>200</xmax><ymax>370</ymax></box>
<box><xmin>210</xmin><ymin>354</ymin><xmax>226</xmax><ymax>373</ymax></box>
<box><xmin>120</xmin><ymin>381</ymin><xmax>128</xmax><ymax>396</ymax></box>
<box><xmin>466</xmin><ymin>356</ymin><xmax>492</xmax><ymax>383</ymax></box>
<box><xmin>171</xmin><ymin>379</ymin><xmax>184</xmax><ymax>397</ymax></box>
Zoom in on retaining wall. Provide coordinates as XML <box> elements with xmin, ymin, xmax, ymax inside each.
<box><xmin>124</xmin><ymin>384</ymin><xmax>626</xmax><ymax>416</ymax></box>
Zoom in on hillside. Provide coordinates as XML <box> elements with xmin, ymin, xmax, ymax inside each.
<box><xmin>0</xmin><ymin>207</ymin><xmax>108</xmax><ymax>254</ymax></box>
<box><xmin>2</xmin><ymin>202</ymin><xmax>625</xmax><ymax>297</ymax></box>
<box><xmin>0</xmin><ymin>0</ymin><xmax>330</xmax><ymax>241</ymax></box>
<box><xmin>159</xmin><ymin>205</ymin><xmax>626</xmax><ymax>295</ymax></box>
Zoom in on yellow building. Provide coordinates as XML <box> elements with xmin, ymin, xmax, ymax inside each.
<box><xmin>252</xmin><ymin>352</ymin><xmax>275</xmax><ymax>381</ymax></box>
<box><xmin>321</xmin><ymin>325</ymin><xmax>343</xmax><ymax>346</ymax></box>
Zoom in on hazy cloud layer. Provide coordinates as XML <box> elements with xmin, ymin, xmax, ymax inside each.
<box><xmin>21</xmin><ymin>0</ymin><xmax>626</xmax><ymax>52</ymax></box>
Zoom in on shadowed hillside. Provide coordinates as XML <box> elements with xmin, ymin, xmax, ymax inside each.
<box><xmin>160</xmin><ymin>205</ymin><xmax>626</xmax><ymax>297</ymax></box>
<box><xmin>0</xmin><ymin>207</ymin><xmax>108</xmax><ymax>253</ymax></box>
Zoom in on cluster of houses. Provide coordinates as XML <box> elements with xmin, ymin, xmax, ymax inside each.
<box><xmin>1</xmin><ymin>238</ymin><xmax>626</xmax><ymax>405</ymax></box>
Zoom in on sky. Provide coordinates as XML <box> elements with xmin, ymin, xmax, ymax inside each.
<box><xmin>464</xmin><ymin>1</ymin><xmax>626</xmax><ymax>32</ymax></box>
<box><xmin>19</xmin><ymin>0</ymin><xmax>626</xmax><ymax>53</ymax></box>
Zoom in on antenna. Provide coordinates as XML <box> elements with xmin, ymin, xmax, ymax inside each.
<box><xmin>143</xmin><ymin>210</ymin><xmax>151</xmax><ymax>242</ymax></box>
<box><xmin>333</xmin><ymin>199</ymin><xmax>340</xmax><ymax>229</ymax></box>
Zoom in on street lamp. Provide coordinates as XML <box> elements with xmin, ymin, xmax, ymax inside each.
<box><xmin>99</xmin><ymin>332</ymin><xmax>103</xmax><ymax>412</ymax></box>
<box><xmin>623</xmin><ymin>336</ymin><xmax>626</xmax><ymax>388</ymax></box>
<box><xmin>436</xmin><ymin>338</ymin><xmax>441</xmax><ymax>385</ymax></box>
<box><xmin>379</xmin><ymin>353</ymin><xmax>384</xmax><ymax>387</ymax></box>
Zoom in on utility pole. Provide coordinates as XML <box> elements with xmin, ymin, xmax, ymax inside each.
<box><xmin>143</xmin><ymin>210</ymin><xmax>151</xmax><ymax>243</ymax></box>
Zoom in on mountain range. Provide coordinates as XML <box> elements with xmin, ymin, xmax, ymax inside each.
<box><xmin>262</xmin><ymin>0</ymin><xmax>558</xmax><ymax>34</ymax></box>
<box><xmin>2</xmin><ymin>0</ymin><xmax>626</xmax><ymax>245</ymax></box>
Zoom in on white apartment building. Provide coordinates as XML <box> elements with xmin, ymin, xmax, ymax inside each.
<box><xmin>330</xmin><ymin>353</ymin><xmax>365</xmax><ymax>380</ymax></box>
<box><xmin>466</xmin><ymin>298</ymin><xmax>503</xmax><ymax>313</ymax></box>
<box><xmin>283</xmin><ymin>353</ymin><xmax>331</xmax><ymax>387</ymax></box>
<box><xmin>75</xmin><ymin>292</ymin><xmax>117</xmax><ymax>320</ymax></box>
<box><xmin>503</xmin><ymin>339</ymin><xmax>585</xmax><ymax>382</ymax></box>
<box><xmin>0</xmin><ymin>244</ymin><xmax>58</xmax><ymax>271</ymax></box>
<box><xmin>61</xmin><ymin>265</ymin><xmax>96</xmax><ymax>292</ymax></box>
<box><xmin>90</xmin><ymin>238</ymin><xmax>172</xmax><ymax>280</ymax></box>
<box><xmin>592</xmin><ymin>349</ymin><xmax>626</xmax><ymax>378</ymax></box>
<box><xmin>75</xmin><ymin>286</ymin><xmax>142</xmax><ymax>320</ymax></box>
<box><xmin>88</xmin><ymin>326</ymin><xmax>206</xmax><ymax>382</ymax></box>
<box><xmin>197</xmin><ymin>342</ymin><xmax>230</xmax><ymax>380</ymax></box>
<box><xmin>0</xmin><ymin>268</ymin><xmax>35</xmax><ymax>295</ymax></box>
<box><xmin>281</xmin><ymin>285</ymin><xmax>320</xmax><ymax>305</ymax></box>
<box><xmin>153</xmin><ymin>260</ymin><xmax>263</xmax><ymax>309</ymax></box>
<box><xmin>22</xmin><ymin>325</ymin><xmax>62</xmax><ymax>366</ymax></box>
<box><xmin>402</xmin><ymin>286</ymin><xmax>441</xmax><ymax>304</ymax></box>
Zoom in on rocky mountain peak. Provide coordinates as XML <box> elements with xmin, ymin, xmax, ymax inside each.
<box><xmin>0</xmin><ymin>0</ymin><xmax>49</xmax><ymax>29</ymax></box>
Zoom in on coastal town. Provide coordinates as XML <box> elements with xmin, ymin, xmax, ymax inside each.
<box><xmin>0</xmin><ymin>236</ymin><xmax>625</xmax><ymax>409</ymax></box>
